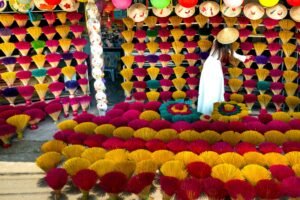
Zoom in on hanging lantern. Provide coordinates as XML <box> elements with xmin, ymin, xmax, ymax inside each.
<box><xmin>112</xmin><ymin>0</ymin><xmax>132</xmax><ymax>9</ymax></box>
<box><xmin>104</xmin><ymin>2</ymin><xmax>115</xmax><ymax>13</ymax></box>
<box><xmin>223</xmin><ymin>0</ymin><xmax>244</xmax><ymax>8</ymax></box>
<box><xmin>259</xmin><ymin>0</ymin><xmax>279</xmax><ymax>7</ymax></box>
<box><xmin>45</xmin><ymin>0</ymin><xmax>61</xmax><ymax>6</ymax></box>
<box><xmin>150</xmin><ymin>0</ymin><xmax>171</xmax><ymax>9</ymax></box>
<box><xmin>287</xmin><ymin>0</ymin><xmax>300</xmax><ymax>6</ymax></box>
<box><xmin>178</xmin><ymin>0</ymin><xmax>197</xmax><ymax>8</ymax></box>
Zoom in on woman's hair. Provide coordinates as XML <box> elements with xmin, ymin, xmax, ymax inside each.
<box><xmin>211</xmin><ymin>40</ymin><xmax>233</xmax><ymax>63</ymax></box>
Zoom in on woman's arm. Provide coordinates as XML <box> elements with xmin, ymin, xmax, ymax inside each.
<box><xmin>232</xmin><ymin>51</ymin><xmax>247</xmax><ymax>62</ymax></box>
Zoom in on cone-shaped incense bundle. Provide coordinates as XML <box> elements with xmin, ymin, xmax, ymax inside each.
<box><xmin>79</xmin><ymin>95</ymin><xmax>92</xmax><ymax>113</ymax></box>
<box><xmin>57</xmin><ymin>12</ymin><xmax>67</xmax><ymax>24</ymax></box>
<box><xmin>73</xmin><ymin>51</ymin><xmax>88</xmax><ymax>64</ymax></box>
<box><xmin>0</xmin><ymin>28</ymin><xmax>12</xmax><ymax>42</ymax></box>
<box><xmin>283</xmin><ymin>43</ymin><xmax>296</xmax><ymax>57</ymax></box>
<box><xmin>44</xmin><ymin>12</ymin><xmax>56</xmax><ymax>26</ymax></box>
<box><xmin>70</xmin><ymin>24</ymin><xmax>85</xmax><ymax>38</ymax></box>
<box><xmin>16</xmin><ymin>71</ymin><xmax>32</xmax><ymax>86</ymax></box>
<box><xmin>0</xmin><ymin>42</ymin><xmax>15</xmax><ymax>56</ymax></box>
<box><xmin>66</xmin><ymin>12</ymin><xmax>82</xmax><ymax>25</ymax></box>
<box><xmin>3</xmin><ymin>88</ymin><xmax>18</xmax><ymax>106</ymax></box>
<box><xmin>34</xmin><ymin>83</ymin><xmax>48</xmax><ymax>101</ymax></box>
<box><xmin>13</xmin><ymin>13</ymin><xmax>28</xmax><ymax>27</ymax></box>
<box><xmin>62</xmin><ymin>66</ymin><xmax>76</xmax><ymax>80</ymax></box>
<box><xmin>56</xmin><ymin>25</ymin><xmax>70</xmax><ymax>39</ymax></box>
<box><xmin>122</xmin><ymin>17</ymin><xmax>134</xmax><ymax>30</ymax></box>
<box><xmin>49</xmin><ymin>82</ymin><xmax>65</xmax><ymax>99</ymax></box>
<box><xmin>2</xmin><ymin>57</ymin><xmax>16</xmax><ymax>72</ymax></box>
<box><xmin>46</xmin><ymin>40</ymin><xmax>59</xmax><ymax>53</ymax></box>
<box><xmin>59</xmin><ymin>38</ymin><xmax>71</xmax><ymax>53</ymax></box>
<box><xmin>45</xmin><ymin>103</ymin><xmax>63</xmax><ymax>123</ymax></box>
<box><xmin>65</xmin><ymin>80</ymin><xmax>78</xmax><ymax>98</ymax></box>
<box><xmin>31</xmin><ymin>40</ymin><xmax>45</xmax><ymax>54</ymax></box>
<box><xmin>0</xmin><ymin>14</ymin><xmax>14</xmax><ymax>27</ymax></box>
<box><xmin>11</xmin><ymin>27</ymin><xmax>26</xmax><ymax>41</ymax></box>
<box><xmin>17</xmin><ymin>86</ymin><xmax>34</xmax><ymax>105</ymax></box>
<box><xmin>195</xmin><ymin>14</ymin><xmax>208</xmax><ymax>28</ymax></box>
<box><xmin>78</xmin><ymin>78</ymin><xmax>88</xmax><ymax>95</ymax></box>
<box><xmin>75</xmin><ymin>64</ymin><xmax>87</xmax><ymax>79</ymax></box>
<box><xmin>32</xmin><ymin>54</ymin><xmax>46</xmax><ymax>69</ymax></box>
<box><xmin>279</xmin><ymin>30</ymin><xmax>294</xmax><ymax>44</ymax></box>
<box><xmin>6</xmin><ymin>114</ymin><xmax>30</xmax><ymax>139</ymax></box>
<box><xmin>15</xmin><ymin>41</ymin><xmax>31</xmax><ymax>56</ymax></box>
<box><xmin>1</xmin><ymin>72</ymin><xmax>16</xmax><ymax>87</ymax></box>
<box><xmin>46</xmin><ymin>53</ymin><xmax>62</xmax><ymax>68</ymax></box>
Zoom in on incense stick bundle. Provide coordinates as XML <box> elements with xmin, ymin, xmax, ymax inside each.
<box><xmin>17</xmin><ymin>85</ymin><xmax>34</xmax><ymax>105</ymax></box>
<box><xmin>49</xmin><ymin>82</ymin><xmax>65</xmax><ymax>99</ymax></box>
<box><xmin>16</xmin><ymin>71</ymin><xmax>32</xmax><ymax>86</ymax></box>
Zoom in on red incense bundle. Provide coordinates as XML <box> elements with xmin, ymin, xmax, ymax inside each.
<box><xmin>13</xmin><ymin>13</ymin><xmax>28</xmax><ymax>27</ymax></box>
<box><xmin>11</xmin><ymin>27</ymin><xmax>26</xmax><ymax>41</ymax></box>
<box><xmin>42</xmin><ymin>26</ymin><xmax>56</xmax><ymax>40</ymax></box>
<box><xmin>66</xmin><ymin>12</ymin><xmax>83</xmax><ymax>25</ymax></box>
<box><xmin>17</xmin><ymin>85</ymin><xmax>34</xmax><ymax>105</ymax></box>
<box><xmin>46</xmin><ymin>40</ymin><xmax>59</xmax><ymax>53</ymax></box>
<box><xmin>49</xmin><ymin>82</ymin><xmax>65</xmax><ymax>99</ymax></box>
<box><xmin>73</xmin><ymin>51</ymin><xmax>88</xmax><ymax>64</ymax></box>
<box><xmin>61</xmin><ymin>97</ymin><xmax>70</xmax><ymax>118</ymax></box>
<box><xmin>46</xmin><ymin>53</ymin><xmax>62</xmax><ymax>68</ymax></box>
<box><xmin>78</xmin><ymin>78</ymin><xmax>88</xmax><ymax>95</ymax></box>
<box><xmin>70</xmin><ymin>97</ymin><xmax>80</xmax><ymax>116</ymax></box>
<box><xmin>72</xmin><ymin>38</ymin><xmax>87</xmax><ymax>51</ymax></box>
<box><xmin>24</xmin><ymin>108</ymin><xmax>46</xmax><ymax>129</ymax></box>
<box><xmin>43</xmin><ymin>12</ymin><xmax>56</xmax><ymax>26</ymax></box>
<box><xmin>0</xmin><ymin>124</ymin><xmax>16</xmax><ymax>148</ymax></box>
<box><xmin>15</xmin><ymin>41</ymin><xmax>31</xmax><ymax>56</ymax></box>
<box><xmin>75</xmin><ymin>64</ymin><xmax>88</xmax><ymax>79</ymax></box>
<box><xmin>47</xmin><ymin>67</ymin><xmax>61</xmax><ymax>82</ymax></box>
<box><xmin>45</xmin><ymin>102</ymin><xmax>62</xmax><ymax>123</ymax></box>
<box><xmin>17</xmin><ymin>56</ymin><xmax>32</xmax><ymax>71</ymax></box>
<box><xmin>70</xmin><ymin>24</ymin><xmax>85</xmax><ymax>38</ymax></box>
<box><xmin>79</xmin><ymin>95</ymin><xmax>92</xmax><ymax>113</ymax></box>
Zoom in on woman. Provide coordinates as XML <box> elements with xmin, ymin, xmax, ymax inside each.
<box><xmin>197</xmin><ymin>28</ymin><xmax>251</xmax><ymax>115</ymax></box>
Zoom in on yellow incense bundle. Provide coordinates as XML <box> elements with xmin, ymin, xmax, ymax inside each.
<box><xmin>195</xmin><ymin>14</ymin><xmax>208</xmax><ymax>28</ymax></box>
<box><xmin>198</xmin><ymin>40</ymin><xmax>212</xmax><ymax>52</ymax></box>
<box><xmin>121</xmin><ymin>56</ymin><xmax>134</xmax><ymax>69</ymax></box>
<box><xmin>122</xmin><ymin>17</ymin><xmax>135</xmax><ymax>30</ymax></box>
<box><xmin>56</xmin><ymin>25</ymin><xmax>70</xmax><ymax>39</ymax></box>
<box><xmin>27</xmin><ymin>27</ymin><xmax>42</xmax><ymax>40</ymax></box>
<box><xmin>121</xmin><ymin>43</ymin><xmax>134</xmax><ymax>56</ymax></box>
<box><xmin>172</xmin><ymin>41</ymin><xmax>184</xmax><ymax>54</ymax></box>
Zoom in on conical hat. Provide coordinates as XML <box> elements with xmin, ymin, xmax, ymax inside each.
<box><xmin>152</xmin><ymin>4</ymin><xmax>172</xmax><ymax>18</ymax></box>
<box><xmin>199</xmin><ymin>1</ymin><xmax>220</xmax><ymax>17</ymax></box>
<box><xmin>290</xmin><ymin>6</ymin><xmax>300</xmax><ymax>23</ymax></box>
<box><xmin>127</xmin><ymin>3</ymin><xmax>148</xmax><ymax>23</ymax></box>
<box><xmin>9</xmin><ymin>0</ymin><xmax>34</xmax><ymax>13</ymax></box>
<box><xmin>175</xmin><ymin>4</ymin><xmax>195</xmax><ymax>19</ymax></box>
<box><xmin>221</xmin><ymin>4</ymin><xmax>242</xmax><ymax>18</ymax></box>
<box><xmin>243</xmin><ymin>3</ymin><xmax>265</xmax><ymax>20</ymax></box>
<box><xmin>34</xmin><ymin>0</ymin><xmax>56</xmax><ymax>11</ymax></box>
<box><xmin>0</xmin><ymin>0</ymin><xmax>7</xmax><ymax>12</ymax></box>
<box><xmin>216</xmin><ymin>28</ymin><xmax>239</xmax><ymax>44</ymax></box>
<box><xmin>59</xmin><ymin>0</ymin><xmax>79</xmax><ymax>12</ymax></box>
<box><xmin>266</xmin><ymin>4</ymin><xmax>287</xmax><ymax>20</ymax></box>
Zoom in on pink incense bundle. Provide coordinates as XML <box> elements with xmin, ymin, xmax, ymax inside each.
<box><xmin>16</xmin><ymin>71</ymin><xmax>31</xmax><ymax>86</ymax></box>
<box><xmin>159</xmin><ymin>54</ymin><xmax>171</xmax><ymax>68</ymax></box>
<box><xmin>239</xmin><ymin>29</ymin><xmax>251</xmax><ymax>42</ymax></box>
<box><xmin>75</xmin><ymin>64</ymin><xmax>87</xmax><ymax>79</ymax></box>
<box><xmin>17</xmin><ymin>56</ymin><xmax>32</xmax><ymax>71</ymax></box>
<box><xmin>244</xmin><ymin>94</ymin><xmax>257</xmax><ymax>110</ymax></box>
<box><xmin>70</xmin><ymin>97</ymin><xmax>80</xmax><ymax>116</ymax></box>
<box><xmin>263</xmin><ymin>18</ymin><xmax>279</xmax><ymax>30</ymax></box>
<box><xmin>186</xmin><ymin>90</ymin><xmax>198</xmax><ymax>103</ymax></box>
<box><xmin>243</xmin><ymin>80</ymin><xmax>257</xmax><ymax>94</ymax></box>
<box><xmin>132</xmin><ymin>92</ymin><xmax>146</xmax><ymax>103</ymax></box>
<box><xmin>270</xmin><ymin>69</ymin><xmax>283</xmax><ymax>82</ymax></box>
<box><xmin>186</xmin><ymin>77</ymin><xmax>199</xmax><ymax>90</ymax></box>
<box><xmin>210</xmin><ymin>15</ymin><xmax>223</xmax><ymax>28</ymax></box>
<box><xmin>134</xmin><ymin>55</ymin><xmax>146</xmax><ymax>68</ymax></box>
<box><xmin>158</xmin><ymin>28</ymin><xmax>170</xmax><ymax>42</ymax></box>
<box><xmin>134</xmin><ymin>30</ymin><xmax>146</xmax><ymax>43</ymax></box>
<box><xmin>42</xmin><ymin>26</ymin><xmax>56</xmax><ymax>40</ymax></box>
<box><xmin>133</xmin><ymin>81</ymin><xmax>146</xmax><ymax>92</ymax></box>
<box><xmin>238</xmin><ymin>17</ymin><xmax>250</xmax><ymax>29</ymax></box>
<box><xmin>13</xmin><ymin>13</ymin><xmax>28</xmax><ymax>27</ymax></box>
<box><xmin>186</xmin><ymin>66</ymin><xmax>200</xmax><ymax>78</ymax></box>
<box><xmin>183</xmin><ymin>16</ymin><xmax>195</xmax><ymax>28</ymax></box>
<box><xmin>135</xmin><ymin>43</ymin><xmax>147</xmax><ymax>55</ymax></box>
<box><xmin>46</xmin><ymin>53</ymin><xmax>62</xmax><ymax>68</ymax></box>
<box><xmin>272</xmin><ymin>95</ymin><xmax>286</xmax><ymax>111</ymax></box>
<box><xmin>70</xmin><ymin>24</ymin><xmax>85</xmax><ymax>38</ymax></box>
<box><xmin>268</xmin><ymin>43</ymin><xmax>281</xmax><ymax>56</ymax></box>
<box><xmin>61</xmin><ymin>97</ymin><xmax>70</xmax><ymax>117</ymax></box>
<box><xmin>78</xmin><ymin>78</ymin><xmax>88</xmax><ymax>95</ymax></box>
<box><xmin>240</xmin><ymin>42</ymin><xmax>253</xmax><ymax>55</ymax></box>
<box><xmin>184</xmin><ymin>28</ymin><xmax>196</xmax><ymax>41</ymax></box>
<box><xmin>49</xmin><ymin>82</ymin><xmax>65</xmax><ymax>99</ymax></box>
<box><xmin>46</xmin><ymin>40</ymin><xmax>59</xmax><ymax>53</ymax></box>
<box><xmin>160</xmin><ymin>67</ymin><xmax>173</xmax><ymax>79</ymax></box>
<box><xmin>185</xmin><ymin>53</ymin><xmax>199</xmax><ymax>66</ymax></box>
<box><xmin>158</xmin><ymin>17</ymin><xmax>169</xmax><ymax>28</ymax></box>
<box><xmin>243</xmin><ymin>68</ymin><xmax>256</xmax><ymax>80</ymax></box>
<box><xmin>47</xmin><ymin>68</ymin><xmax>61</xmax><ymax>82</ymax></box>
<box><xmin>79</xmin><ymin>95</ymin><xmax>92</xmax><ymax>113</ymax></box>
<box><xmin>15</xmin><ymin>41</ymin><xmax>31</xmax><ymax>56</ymax></box>
<box><xmin>270</xmin><ymin>82</ymin><xmax>284</xmax><ymax>95</ymax></box>
<box><xmin>43</xmin><ymin>13</ymin><xmax>56</xmax><ymax>26</ymax></box>
<box><xmin>72</xmin><ymin>38</ymin><xmax>87</xmax><ymax>52</ymax></box>
<box><xmin>160</xmin><ymin>91</ymin><xmax>172</xmax><ymax>102</ymax></box>
<box><xmin>11</xmin><ymin>27</ymin><xmax>26</xmax><ymax>41</ymax></box>
<box><xmin>211</xmin><ymin>27</ymin><xmax>221</xmax><ymax>37</ymax></box>
<box><xmin>159</xmin><ymin>79</ymin><xmax>173</xmax><ymax>91</ymax></box>
<box><xmin>66</xmin><ymin>12</ymin><xmax>83</xmax><ymax>25</ymax></box>
<box><xmin>269</xmin><ymin>55</ymin><xmax>283</xmax><ymax>69</ymax></box>
<box><xmin>184</xmin><ymin>41</ymin><xmax>197</xmax><ymax>54</ymax></box>
<box><xmin>73</xmin><ymin>51</ymin><xmax>88</xmax><ymax>64</ymax></box>
<box><xmin>133</xmin><ymin>68</ymin><xmax>147</xmax><ymax>81</ymax></box>
<box><xmin>24</xmin><ymin>108</ymin><xmax>46</xmax><ymax>129</ymax></box>
<box><xmin>264</xmin><ymin>30</ymin><xmax>279</xmax><ymax>44</ymax></box>
<box><xmin>17</xmin><ymin>85</ymin><xmax>34</xmax><ymax>105</ymax></box>
<box><xmin>45</xmin><ymin>102</ymin><xmax>62</xmax><ymax>123</ymax></box>
<box><xmin>159</xmin><ymin>42</ymin><xmax>171</xmax><ymax>54</ymax></box>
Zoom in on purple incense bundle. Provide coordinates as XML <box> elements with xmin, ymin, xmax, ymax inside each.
<box><xmin>133</xmin><ymin>81</ymin><xmax>147</xmax><ymax>92</ymax></box>
<box><xmin>199</xmin><ymin>52</ymin><xmax>209</xmax><ymax>60</ymax></box>
<box><xmin>269</xmin><ymin>55</ymin><xmax>283</xmax><ymax>69</ymax></box>
<box><xmin>270</xmin><ymin>69</ymin><xmax>283</xmax><ymax>82</ymax></box>
<box><xmin>2</xmin><ymin>57</ymin><xmax>16</xmax><ymax>72</ymax></box>
<box><xmin>244</xmin><ymin>80</ymin><xmax>257</xmax><ymax>94</ymax></box>
<box><xmin>158</xmin><ymin>28</ymin><xmax>170</xmax><ymax>42</ymax></box>
<box><xmin>255</xmin><ymin>56</ymin><xmax>269</xmax><ymax>69</ymax></box>
<box><xmin>159</xmin><ymin>42</ymin><xmax>171</xmax><ymax>54</ymax></box>
<box><xmin>264</xmin><ymin>30</ymin><xmax>279</xmax><ymax>44</ymax></box>
<box><xmin>263</xmin><ymin>18</ymin><xmax>279</xmax><ymax>30</ymax></box>
<box><xmin>243</xmin><ymin>68</ymin><xmax>256</xmax><ymax>80</ymax></box>
<box><xmin>239</xmin><ymin>29</ymin><xmax>252</xmax><ymax>42</ymax></box>
<box><xmin>268</xmin><ymin>43</ymin><xmax>281</xmax><ymax>56</ymax></box>
<box><xmin>160</xmin><ymin>67</ymin><xmax>173</xmax><ymax>79</ymax></box>
<box><xmin>186</xmin><ymin>77</ymin><xmax>199</xmax><ymax>90</ymax></box>
<box><xmin>147</xmin><ymin>55</ymin><xmax>159</xmax><ymax>67</ymax></box>
<box><xmin>186</xmin><ymin>66</ymin><xmax>199</xmax><ymax>77</ymax></box>
<box><xmin>272</xmin><ymin>95</ymin><xmax>286</xmax><ymax>111</ymax></box>
<box><xmin>0</xmin><ymin>28</ymin><xmax>12</xmax><ymax>42</ymax></box>
<box><xmin>159</xmin><ymin>79</ymin><xmax>173</xmax><ymax>91</ymax></box>
<box><xmin>270</xmin><ymin>82</ymin><xmax>284</xmax><ymax>95</ymax></box>
<box><xmin>62</xmin><ymin>53</ymin><xmax>73</xmax><ymax>66</ymax></box>
<box><xmin>240</xmin><ymin>42</ymin><xmax>253</xmax><ymax>55</ymax></box>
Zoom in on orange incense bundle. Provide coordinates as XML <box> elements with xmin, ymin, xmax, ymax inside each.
<box><xmin>78</xmin><ymin>78</ymin><xmax>88</xmax><ymax>95</ymax></box>
<box><xmin>75</xmin><ymin>64</ymin><xmax>88</xmax><ymax>79</ymax></box>
<box><xmin>49</xmin><ymin>82</ymin><xmax>65</xmax><ymax>99</ymax></box>
<box><xmin>47</xmin><ymin>67</ymin><xmax>61</xmax><ymax>82</ymax></box>
<box><xmin>17</xmin><ymin>86</ymin><xmax>34</xmax><ymax>105</ymax></box>
<box><xmin>45</xmin><ymin>102</ymin><xmax>62</xmax><ymax>123</ymax></box>
<box><xmin>16</xmin><ymin>71</ymin><xmax>32</xmax><ymax>86</ymax></box>
<box><xmin>24</xmin><ymin>108</ymin><xmax>46</xmax><ymax>130</ymax></box>
<box><xmin>79</xmin><ymin>95</ymin><xmax>92</xmax><ymax>113</ymax></box>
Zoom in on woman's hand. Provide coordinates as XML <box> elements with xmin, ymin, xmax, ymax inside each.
<box><xmin>245</xmin><ymin>55</ymin><xmax>253</xmax><ymax>62</ymax></box>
